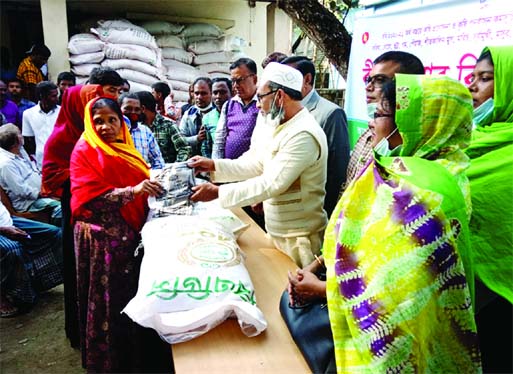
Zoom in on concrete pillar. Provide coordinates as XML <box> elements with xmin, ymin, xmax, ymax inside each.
<box><xmin>40</xmin><ymin>0</ymin><xmax>70</xmax><ymax>82</ymax></box>
<box><xmin>266</xmin><ymin>4</ymin><xmax>292</xmax><ymax>56</ymax></box>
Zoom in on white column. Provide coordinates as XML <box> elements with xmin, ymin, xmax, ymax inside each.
<box><xmin>40</xmin><ymin>0</ymin><xmax>70</xmax><ymax>82</ymax></box>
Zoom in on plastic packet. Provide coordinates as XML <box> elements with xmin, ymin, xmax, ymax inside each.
<box><xmin>148</xmin><ymin>162</ymin><xmax>196</xmax><ymax>217</ymax></box>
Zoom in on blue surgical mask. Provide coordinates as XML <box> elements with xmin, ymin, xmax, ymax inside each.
<box><xmin>473</xmin><ymin>97</ymin><xmax>494</xmax><ymax>127</ymax></box>
<box><xmin>374</xmin><ymin>128</ymin><xmax>401</xmax><ymax>157</ymax></box>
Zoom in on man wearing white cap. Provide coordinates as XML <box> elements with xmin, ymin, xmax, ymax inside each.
<box><xmin>188</xmin><ymin>62</ymin><xmax>328</xmax><ymax>267</ymax></box>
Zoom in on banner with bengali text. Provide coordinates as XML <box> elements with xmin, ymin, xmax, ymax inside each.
<box><xmin>345</xmin><ymin>0</ymin><xmax>513</xmax><ymax>146</ymax></box>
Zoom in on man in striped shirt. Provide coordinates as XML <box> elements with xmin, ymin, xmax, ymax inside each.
<box><xmin>16</xmin><ymin>44</ymin><xmax>50</xmax><ymax>102</ymax></box>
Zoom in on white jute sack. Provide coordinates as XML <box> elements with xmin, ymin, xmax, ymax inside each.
<box><xmin>127</xmin><ymin>80</ymin><xmax>152</xmax><ymax>94</ymax></box>
<box><xmin>104</xmin><ymin>43</ymin><xmax>159</xmax><ymax>67</ymax></box>
<box><xmin>117</xmin><ymin>69</ymin><xmax>159</xmax><ymax>86</ymax></box>
<box><xmin>184</xmin><ymin>35</ymin><xmax>219</xmax><ymax>44</ymax></box>
<box><xmin>192</xmin><ymin>200</ymin><xmax>250</xmax><ymax>239</ymax></box>
<box><xmin>68</xmin><ymin>33</ymin><xmax>105</xmax><ymax>55</ymax></box>
<box><xmin>165</xmin><ymin>66</ymin><xmax>202</xmax><ymax>84</ymax></box>
<box><xmin>91</xmin><ymin>27</ymin><xmax>158</xmax><ymax>50</ymax></box>
<box><xmin>188</xmin><ymin>35</ymin><xmax>246</xmax><ymax>55</ymax></box>
<box><xmin>209</xmin><ymin>72</ymin><xmax>231</xmax><ymax>80</ymax></box>
<box><xmin>197</xmin><ymin>62</ymin><xmax>231</xmax><ymax>74</ymax></box>
<box><xmin>161</xmin><ymin>48</ymin><xmax>194</xmax><ymax>65</ymax></box>
<box><xmin>123</xmin><ymin>216</ymin><xmax>267</xmax><ymax>344</ymax></box>
<box><xmin>167</xmin><ymin>79</ymin><xmax>190</xmax><ymax>92</ymax></box>
<box><xmin>97</xmin><ymin>19</ymin><xmax>146</xmax><ymax>32</ymax></box>
<box><xmin>193</xmin><ymin>51</ymin><xmax>246</xmax><ymax>66</ymax></box>
<box><xmin>69</xmin><ymin>51</ymin><xmax>105</xmax><ymax>65</ymax></box>
<box><xmin>75</xmin><ymin>76</ymin><xmax>89</xmax><ymax>85</ymax></box>
<box><xmin>101</xmin><ymin>58</ymin><xmax>163</xmax><ymax>78</ymax></box>
<box><xmin>156</xmin><ymin>34</ymin><xmax>185</xmax><ymax>49</ymax></box>
<box><xmin>180</xmin><ymin>23</ymin><xmax>223</xmax><ymax>38</ymax></box>
<box><xmin>162</xmin><ymin>58</ymin><xmax>197</xmax><ymax>71</ymax></box>
<box><xmin>139</xmin><ymin>20</ymin><xmax>184</xmax><ymax>35</ymax></box>
<box><xmin>71</xmin><ymin>63</ymin><xmax>100</xmax><ymax>77</ymax></box>
<box><xmin>173</xmin><ymin>90</ymin><xmax>192</xmax><ymax>103</ymax></box>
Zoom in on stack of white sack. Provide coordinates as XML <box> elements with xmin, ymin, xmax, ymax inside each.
<box><xmin>190</xmin><ymin>35</ymin><xmax>247</xmax><ymax>78</ymax></box>
<box><xmin>123</xmin><ymin>214</ymin><xmax>267</xmax><ymax>344</ymax></box>
<box><xmin>92</xmin><ymin>18</ymin><xmax>164</xmax><ymax>92</ymax></box>
<box><xmin>68</xmin><ymin>33</ymin><xmax>105</xmax><ymax>82</ymax></box>
<box><xmin>147</xmin><ymin>21</ymin><xmax>199</xmax><ymax>103</ymax></box>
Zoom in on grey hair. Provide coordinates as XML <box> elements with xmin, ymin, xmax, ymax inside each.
<box><xmin>0</xmin><ymin>124</ymin><xmax>21</xmax><ymax>151</ymax></box>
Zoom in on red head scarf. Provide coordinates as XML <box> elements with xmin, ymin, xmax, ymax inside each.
<box><xmin>70</xmin><ymin>97</ymin><xmax>150</xmax><ymax>232</ymax></box>
<box><xmin>41</xmin><ymin>84</ymin><xmax>104</xmax><ymax>197</ymax></box>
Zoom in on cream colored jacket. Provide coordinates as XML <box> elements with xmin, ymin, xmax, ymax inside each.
<box><xmin>213</xmin><ymin>108</ymin><xmax>328</xmax><ymax>239</ymax></box>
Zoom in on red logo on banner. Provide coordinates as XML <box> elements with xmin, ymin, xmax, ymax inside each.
<box><xmin>362</xmin><ymin>32</ymin><xmax>369</xmax><ymax>44</ymax></box>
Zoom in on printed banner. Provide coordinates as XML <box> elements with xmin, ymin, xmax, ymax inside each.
<box><xmin>345</xmin><ymin>0</ymin><xmax>513</xmax><ymax>146</ymax></box>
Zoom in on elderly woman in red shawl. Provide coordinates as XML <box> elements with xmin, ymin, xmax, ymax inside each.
<box><xmin>42</xmin><ymin>71</ymin><xmax>123</xmax><ymax>348</ymax></box>
<box><xmin>42</xmin><ymin>84</ymin><xmax>106</xmax><ymax>348</ymax></box>
<box><xmin>70</xmin><ymin>97</ymin><xmax>171</xmax><ymax>373</ymax></box>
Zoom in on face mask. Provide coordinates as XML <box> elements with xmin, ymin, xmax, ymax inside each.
<box><xmin>374</xmin><ymin>128</ymin><xmax>401</xmax><ymax>157</ymax></box>
<box><xmin>127</xmin><ymin>113</ymin><xmax>140</xmax><ymax>128</ymax></box>
<box><xmin>473</xmin><ymin>97</ymin><xmax>494</xmax><ymax>127</ymax></box>
<box><xmin>367</xmin><ymin>103</ymin><xmax>378</xmax><ymax>120</ymax></box>
<box><xmin>264</xmin><ymin>93</ymin><xmax>284</xmax><ymax>128</ymax></box>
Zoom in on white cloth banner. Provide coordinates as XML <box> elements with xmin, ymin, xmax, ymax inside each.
<box><xmin>345</xmin><ymin>0</ymin><xmax>513</xmax><ymax>146</ymax></box>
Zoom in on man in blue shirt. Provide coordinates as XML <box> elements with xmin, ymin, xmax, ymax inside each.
<box><xmin>119</xmin><ymin>93</ymin><xmax>164</xmax><ymax>169</ymax></box>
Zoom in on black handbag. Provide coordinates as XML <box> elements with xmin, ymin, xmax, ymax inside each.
<box><xmin>279</xmin><ymin>285</ymin><xmax>336</xmax><ymax>373</ymax></box>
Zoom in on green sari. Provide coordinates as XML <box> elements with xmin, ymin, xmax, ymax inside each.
<box><xmin>324</xmin><ymin>75</ymin><xmax>481</xmax><ymax>373</ymax></box>
<box><xmin>466</xmin><ymin>46</ymin><xmax>513</xmax><ymax>304</ymax></box>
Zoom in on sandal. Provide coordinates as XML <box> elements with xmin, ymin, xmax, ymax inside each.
<box><xmin>0</xmin><ymin>297</ymin><xmax>20</xmax><ymax>318</ymax></box>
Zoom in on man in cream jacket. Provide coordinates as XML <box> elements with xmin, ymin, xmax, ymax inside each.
<box><xmin>188</xmin><ymin>62</ymin><xmax>328</xmax><ymax>267</ymax></box>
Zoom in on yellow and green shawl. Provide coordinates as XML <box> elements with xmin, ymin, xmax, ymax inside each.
<box><xmin>324</xmin><ymin>75</ymin><xmax>481</xmax><ymax>373</ymax></box>
<box><xmin>466</xmin><ymin>46</ymin><xmax>513</xmax><ymax>304</ymax></box>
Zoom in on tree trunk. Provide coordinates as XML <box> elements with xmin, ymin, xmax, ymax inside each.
<box><xmin>277</xmin><ymin>0</ymin><xmax>352</xmax><ymax>78</ymax></box>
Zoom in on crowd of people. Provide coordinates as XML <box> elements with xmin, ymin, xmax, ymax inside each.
<box><xmin>0</xmin><ymin>41</ymin><xmax>511</xmax><ymax>374</ymax></box>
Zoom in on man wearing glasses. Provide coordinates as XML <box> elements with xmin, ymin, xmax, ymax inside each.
<box><xmin>212</xmin><ymin>58</ymin><xmax>259</xmax><ymax>160</ymax></box>
<box><xmin>188</xmin><ymin>63</ymin><xmax>328</xmax><ymax>268</ymax></box>
<box><xmin>344</xmin><ymin>51</ymin><xmax>424</xmax><ymax>188</ymax></box>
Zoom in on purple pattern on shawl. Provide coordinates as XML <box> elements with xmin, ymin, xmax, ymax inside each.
<box><xmin>353</xmin><ymin>299</ymin><xmax>380</xmax><ymax>330</ymax></box>
<box><xmin>370</xmin><ymin>332</ymin><xmax>396</xmax><ymax>357</ymax></box>
<box><xmin>224</xmin><ymin>99</ymin><xmax>259</xmax><ymax>159</ymax></box>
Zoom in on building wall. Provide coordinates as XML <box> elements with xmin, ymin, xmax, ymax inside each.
<box><xmin>39</xmin><ymin>0</ymin><xmax>292</xmax><ymax>80</ymax></box>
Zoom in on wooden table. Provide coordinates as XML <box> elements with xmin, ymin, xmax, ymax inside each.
<box><xmin>171</xmin><ymin>208</ymin><xmax>310</xmax><ymax>373</ymax></box>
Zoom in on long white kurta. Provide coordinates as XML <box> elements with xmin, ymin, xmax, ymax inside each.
<box><xmin>212</xmin><ymin>108</ymin><xmax>328</xmax><ymax>266</ymax></box>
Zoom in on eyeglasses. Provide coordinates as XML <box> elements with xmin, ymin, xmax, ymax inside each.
<box><xmin>256</xmin><ymin>90</ymin><xmax>277</xmax><ymax>102</ymax></box>
<box><xmin>231</xmin><ymin>74</ymin><xmax>255</xmax><ymax>85</ymax></box>
<box><xmin>365</xmin><ymin>74</ymin><xmax>392</xmax><ymax>88</ymax></box>
<box><xmin>373</xmin><ymin>112</ymin><xmax>393</xmax><ymax>119</ymax></box>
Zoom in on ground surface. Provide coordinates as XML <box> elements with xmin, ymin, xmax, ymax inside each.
<box><xmin>0</xmin><ymin>285</ymin><xmax>83</xmax><ymax>374</ymax></box>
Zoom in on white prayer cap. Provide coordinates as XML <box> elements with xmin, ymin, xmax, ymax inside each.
<box><xmin>260</xmin><ymin>62</ymin><xmax>303</xmax><ymax>93</ymax></box>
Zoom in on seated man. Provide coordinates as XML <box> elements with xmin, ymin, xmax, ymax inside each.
<box><xmin>118</xmin><ymin>93</ymin><xmax>165</xmax><ymax>169</ymax></box>
<box><xmin>0</xmin><ymin>201</ymin><xmax>63</xmax><ymax>317</ymax></box>
<box><xmin>0</xmin><ymin>124</ymin><xmax>61</xmax><ymax>226</ymax></box>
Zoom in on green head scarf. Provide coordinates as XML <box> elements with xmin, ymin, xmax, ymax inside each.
<box><xmin>466</xmin><ymin>45</ymin><xmax>513</xmax><ymax>304</ymax></box>
<box><xmin>323</xmin><ymin>75</ymin><xmax>479</xmax><ymax>372</ymax></box>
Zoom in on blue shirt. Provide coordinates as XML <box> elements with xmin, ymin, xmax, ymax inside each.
<box><xmin>124</xmin><ymin>117</ymin><xmax>165</xmax><ymax>169</ymax></box>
